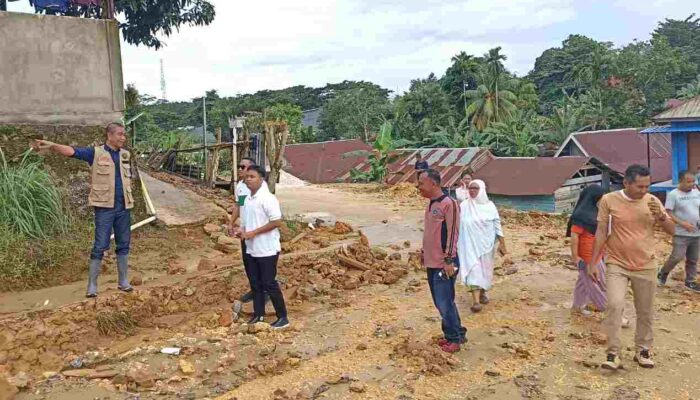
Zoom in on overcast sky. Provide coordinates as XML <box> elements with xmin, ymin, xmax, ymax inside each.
<box><xmin>9</xmin><ymin>0</ymin><xmax>696</xmax><ymax>102</ymax></box>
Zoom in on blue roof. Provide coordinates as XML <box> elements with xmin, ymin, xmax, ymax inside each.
<box><xmin>641</xmin><ymin>125</ymin><xmax>700</xmax><ymax>134</ymax></box>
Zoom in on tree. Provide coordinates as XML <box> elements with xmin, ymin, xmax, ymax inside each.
<box><xmin>465</xmin><ymin>71</ymin><xmax>518</xmax><ymax>131</ymax></box>
<box><xmin>28</xmin><ymin>0</ymin><xmax>216</xmax><ymax>49</ymax></box>
<box><xmin>393</xmin><ymin>74</ymin><xmax>455</xmax><ymax>142</ymax></box>
<box><xmin>265</xmin><ymin>103</ymin><xmax>303</xmax><ymax>144</ymax></box>
<box><xmin>678</xmin><ymin>75</ymin><xmax>700</xmax><ymax>99</ymax></box>
<box><xmin>124</xmin><ymin>84</ymin><xmax>140</xmax><ymax>117</ymax></box>
<box><xmin>318</xmin><ymin>86</ymin><xmax>391</xmax><ymax>142</ymax></box>
<box><xmin>543</xmin><ymin>104</ymin><xmax>584</xmax><ymax>145</ymax></box>
<box><xmin>346</xmin><ymin>122</ymin><xmax>412</xmax><ymax>183</ymax></box>
<box><xmin>483</xmin><ymin>111</ymin><xmax>544</xmax><ymax>157</ymax></box>
<box><xmin>440</xmin><ymin>52</ymin><xmax>483</xmax><ymax>114</ymax></box>
<box><xmin>654</xmin><ymin>14</ymin><xmax>700</xmax><ymax>69</ymax></box>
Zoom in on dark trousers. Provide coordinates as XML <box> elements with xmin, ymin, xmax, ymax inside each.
<box><xmin>427</xmin><ymin>268</ymin><xmax>466</xmax><ymax>344</ymax></box>
<box><xmin>247</xmin><ymin>253</ymin><xmax>287</xmax><ymax>319</ymax></box>
<box><xmin>660</xmin><ymin>235</ymin><xmax>699</xmax><ymax>285</ymax></box>
<box><xmin>90</xmin><ymin>206</ymin><xmax>131</xmax><ymax>260</ymax></box>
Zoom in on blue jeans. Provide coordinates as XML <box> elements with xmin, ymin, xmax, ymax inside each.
<box><xmin>90</xmin><ymin>206</ymin><xmax>131</xmax><ymax>260</ymax></box>
<box><xmin>427</xmin><ymin>268</ymin><xmax>467</xmax><ymax>344</ymax></box>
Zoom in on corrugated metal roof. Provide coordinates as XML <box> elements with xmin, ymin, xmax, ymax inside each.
<box><xmin>653</xmin><ymin>96</ymin><xmax>700</xmax><ymax>122</ymax></box>
<box><xmin>282</xmin><ymin>139</ymin><xmax>371</xmax><ymax>183</ymax></box>
<box><xmin>558</xmin><ymin>128</ymin><xmax>672</xmax><ymax>183</ymax></box>
<box><xmin>474</xmin><ymin>157</ymin><xmax>590</xmax><ymax>196</ymax></box>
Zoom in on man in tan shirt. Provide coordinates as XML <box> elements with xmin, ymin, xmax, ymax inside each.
<box><xmin>589</xmin><ymin>165</ymin><xmax>675</xmax><ymax>370</ymax></box>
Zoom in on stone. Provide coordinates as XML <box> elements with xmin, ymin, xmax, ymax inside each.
<box><xmin>485</xmin><ymin>370</ymin><xmax>501</xmax><ymax>377</ymax></box>
<box><xmin>0</xmin><ymin>375</ymin><xmax>18</xmax><ymax>399</ymax></box>
<box><xmin>371</xmin><ymin>247</ymin><xmax>388</xmax><ymax>260</ymax></box>
<box><xmin>218</xmin><ymin>235</ymin><xmax>238</xmax><ymax>246</ymax></box>
<box><xmin>198</xmin><ymin>258</ymin><xmax>217</xmax><ymax>272</ymax></box>
<box><xmin>179</xmin><ymin>360</ymin><xmax>195</xmax><ymax>375</ymax></box>
<box><xmin>130</xmin><ymin>272</ymin><xmax>144</xmax><ymax>286</ymax></box>
<box><xmin>403</xmin><ymin>240</ymin><xmax>411</xmax><ymax>248</ymax></box>
<box><xmin>41</xmin><ymin>371</ymin><xmax>58</xmax><ymax>379</ymax></box>
<box><xmin>285</xmin><ymin>357</ymin><xmax>301</xmax><ymax>367</ymax></box>
<box><xmin>88</xmin><ymin>370</ymin><xmax>118</xmax><ymax>379</ymax></box>
<box><xmin>389</xmin><ymin>253</ymin><xmax>402</xmax><ymax>261</ymax></box>
<box><xmin>126</xmin><ymin>364</ymin><xmax>156</xmax><ymax>388</ymax></box>
<box><xmin>215</xmin><ymin>243</ymin><xmax>238</xmax><ymax>254</ymax></box>
<box><xmin>528</xmin><ymin>248</ymin><xmax>545</xmax><ymax>256</ymax></box>
<box><xmin>248</xmin><ymin>322</ymin><xmax>271</xmax><ymax>335</ymax></box>
<box><xmin>185</xmin><ymin>287</ymin><xmax>196</xmax><ymax>297</ymax></box>
<box><xmin>204</xmin><ymin>223</ymin><xmax>222</xmax><ymax>234</ymax></box>
<box><xmin>349</xmin><ymin>382</ymin><xmax>367</xmax><ymax>393</ymax></box>
<box><xmin>62</xmin><ymin>369</ymin><xmax>97</xmax><ymax>378</ymax></box>
<box><xmin>218</xmin><ymin>311</ymin><xmax>233</xmax><ymax>327</ymax></box>
<box><xmin>356</xmin><ymin>343</ymin><xmax>368</xmax><ymax>351</ymax></box>
<box><xmin>8</xmin><ymin>372</ymin><xmax>30</xmax><ymax>390</ymax></box>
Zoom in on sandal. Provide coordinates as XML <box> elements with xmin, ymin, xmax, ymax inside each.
<box><xmin>470</xmin><ymin>303</ymin><xmax>483</xmax><ymax>313</ymax></box>
<box><xmin>479</xmin><ymin>290</ymin><xmax>490</xmax><ymax>305</ymax></box>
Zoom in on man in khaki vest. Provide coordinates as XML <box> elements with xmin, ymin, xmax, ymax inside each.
<box><xmin>33</xmin><ymin>122</ymin><xmax>135</xmax><ymax>297</ymax></box>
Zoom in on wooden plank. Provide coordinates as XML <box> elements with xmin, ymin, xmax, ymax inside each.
<box><xmin>563</xmin><ymin>174</ymin><xmax>602</xmax><ymax>186</ymax></box>
<box><xmin>336</xmin><ymin>254</ymin><xmax>370</xmax><ymax>271</ymax></box>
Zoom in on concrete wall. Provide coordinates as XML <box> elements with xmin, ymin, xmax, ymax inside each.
<box><xmin>0</xmin><ymin>11</ymin><xmax>124</xmax><ymax>125</ymax></box>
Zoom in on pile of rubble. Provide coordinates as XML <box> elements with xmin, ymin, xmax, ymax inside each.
<box><xmin>390</xmin><ymin>337</ymin><xmax>460</xmax><ymax>376</ymax></box>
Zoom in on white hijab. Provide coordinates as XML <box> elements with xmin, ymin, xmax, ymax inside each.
<box><xmin>457</xmin><ymin>180</ymin><xmax>500</xmax><ymax>280</ymax></box>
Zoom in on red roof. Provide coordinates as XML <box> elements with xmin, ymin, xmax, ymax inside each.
<box><xmin>341</xmin><ymin>148</ymin><xmax>494</xmax><ymax>187</ymax></box>
<box><xmin>282</xmin><ymin>139</ymin><xmax>371</xmax><ymax>184</ymax></box>
<box><xmin>557</xmin><ymin>128</ymin><xmax>671</xmax><ymax>183</ymax></box>
<box><xmin>474</xmin><ymin>157</ymin><xmax>590</xmax><ymax>196</ymax></box>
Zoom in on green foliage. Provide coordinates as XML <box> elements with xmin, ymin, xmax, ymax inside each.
<box><xmin>0</xmin><ymin>149</ymin><xmax>69</xmax><ymax>239</ymax></box>
<box><xmin>318</xmin><ymin>86</ymin><xmax>391</xmax><ymax>142</ymax></box>
<box><xmin>482</xmin><ymin>111</ymin><xmax>545</xmax><ymax>157</ymax></box>
<box><xmin>393</xmin><ymin>74</ymin><xmax>455</xmax><ymax>142</ymax></box>
<box><xmin>678</xmin><ymin>75</ymin><xmax>700</xmax><ymax>99</ymax></box>
<box><xmin>347</xmin><ymin>122</ymin><xmax>412</xmax><ymax>183</ymax></box>
<box><xmin>653</xmin><ymin>14</ymin><xmax>700</xmax><ymax>70</ymax></box>
<box><xmin>266</xmin><ymin>103</ymin><xmax>304</xmax><ymax>143</ymax></box>
<box><xmin>30</xmin><ymin>0</ymin><xmax>216</xmax><ymax>49</ymax></box>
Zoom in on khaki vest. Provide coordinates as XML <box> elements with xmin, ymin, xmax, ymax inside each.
<box><xmin>88</xmin><ymin>146</ymin><xmax>134</xmax><ymax>209</ymax></box>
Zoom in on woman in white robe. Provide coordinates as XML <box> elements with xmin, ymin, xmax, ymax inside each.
<box><xmin>457</xmin><ymin>180</ymin><xmax>507</xmax><ymax>313</ymax></box>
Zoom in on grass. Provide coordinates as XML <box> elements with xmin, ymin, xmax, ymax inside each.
<box><xmin>0</xmin><ymin>148</ymin><xmax>68</xmax><ymax>238</ymax></box>
<box><xmin>0</xmin><ymin>148</ymin><xmax>92</xmax><ymax>291</ymax></box>
<box><xmin>96</xmin><ymin>310</ymin><xmax>137</xmax><ymax>336</ymax></box>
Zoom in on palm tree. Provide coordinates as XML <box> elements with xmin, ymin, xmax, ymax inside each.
<box><xmin>544</xmin><ymin>105</ymin><xmax>586</xmax><ymax>144</ymax></box>
<box><xmin>483</xmin><ymin>111</ymin><xmax>544</xmax><ymax>156</ymax></box>
<box><xmin>465</xmin><ymin>72</ymin><xmax>518</xmax><ymax>131</ymax></box>
<box><xmin>485</xmin><ymin>47</ymin><xmax>507</xmax><ymax>120</ymax></box>
<box><xmin>568</xmin><ymin>45</ymin><xmax>613</xmax><ymax>90</ymax></box>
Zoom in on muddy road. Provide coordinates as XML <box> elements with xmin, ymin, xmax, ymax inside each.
<box><xmin>1</xmin><ymin>180</ymin><xmax>698</xmax><ymax>400</ymax></box>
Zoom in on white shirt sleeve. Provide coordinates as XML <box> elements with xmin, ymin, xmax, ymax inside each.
<box><xmin>664</xmin><ymin>190</ymin><xmax>676</xmax><ymax>211</ymax></box>
<box><xmin>263</xmin><ymin>195</ymin><xmax>282</xmax><ymax>222</ymax></box>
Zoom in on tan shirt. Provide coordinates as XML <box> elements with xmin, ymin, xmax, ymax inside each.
<box><xmin>597</xmin><ymin>191</ymin><xmax>664</xmax><ymax>271</ymax></box>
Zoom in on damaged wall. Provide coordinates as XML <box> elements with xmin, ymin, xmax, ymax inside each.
<box><xmin>0</xmin><ymin>11</ymin><xmax>124</xmax><ymax>125</ymax></box>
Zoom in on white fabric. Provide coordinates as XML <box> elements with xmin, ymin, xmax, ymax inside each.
<box><xmin>455</xmin><ymin>187</ymin><xmax>468</xmax><ymax>202</ymax></box>
<box><xmin>242</xmin><ymin>184</ymin><xmax>282</xmax><ymax>257</ymax></box>
<box><xmin>457</xmin><ymin>179</ymin><xmax>503</xmax><ymax>289</ymax></box>
<box><xmin>236</xmin><ymin>180</ymin><xmax>268</xmax><ymax>214</ymax></box>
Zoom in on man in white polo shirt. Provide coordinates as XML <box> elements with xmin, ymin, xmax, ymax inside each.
<box><xmin>235</xmin><ymin>165</ymin><xmax>289</xmax><ymax>329</ymax></box>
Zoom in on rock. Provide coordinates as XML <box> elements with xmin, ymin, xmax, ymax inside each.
<box><xmin>659</xmin><ymin>327</ymin><xmax>672</xmax><ymax>334</ymax></box>
<box><xmin>210</xmin><ymin>231</ymin><xmax>224</xmax><ymax>240</ymax></box>
<box><xmin>528</xmin><ymin>248</ymin><xmax>545</xmax><ymax>257</ymax></box>
<box><xmin>218</xmin><ymin>235</ymin><xmax>238</xmax><ymax>246</ymax></box>
<box><xmin>88</xmin><ymin>370</ymin><xmax>118</xmax><ymax>379</ymax></box>
<box><xmin>248</xmin><ymin>322</ymin><xmax>272</xmax><ymax>335</ymax></box>
<box><xmin>382</xmin><ymin>220</ymin><xmax>388</xmax><ymax>224</ymax></box>
<box><xmin>126</xmin><ymin>364</ymin><xmax>156</xmax><ymax>388</ymax></box>
<box><xmin>485</xmin><ymin>370</ymin><xmax>501</xmax><ymax>377</ymax></box>
<box><xmin>130</xmin><ymin>272</ymin><xmax>143</xmax><ymax>286</ymax></box>
<box><xmin>218</xmin><ymin>311</ymin><xmax>233</xmax><ymax>327</ymax></box>
<box><xmin>198</xmin><ymin>258</ymin><xmax>217</xmax><ymax>272</ymax></box>
<box><xmin>389</xmin><ymin>253</ymin><xmax>402</xmax><ymax>261</ymax></box>
<box><xmin>403</xmin><ymin>240</ymin><xmax>411</xmax><ymax>248</ymax></box>
<box><xmin>185</xmin><ymin>287</ymin><xmax>195</xmax><ymax>297</ymax></box>
<box><xmin>349</xmin><ymin>382</ymin><xmax>367</xmax><ymax>393</ymax></box>
<box><xmin>0</xmin><ymin>375</ymin><xmax>18</xmax><ymax>399</ymax></box>
<box><xmin>204</xmin><ymin>223</ymin><xmax>222</xmax><ymax>234</ymax></box>
<box><xmin>41</xmin><ymin>371</ymin><xmax>58</xmax><ymax>379</ymax></box>
<box><xmin>179</xmin><ymin>360</ymin><xmax>195</xmax><ymax>375</ymax></box>
<box><xmin>62</xmin><ymin>369</ymin><xmax>96</xmax><ymax>378</ymax></box>
<box><xmin>371</xmin><ymin>247</ymin><xmax>388</xmax><ymax>260</ymax></box>
<box><xmin>112</xmin><ymin>374</ymin><xmax>127</xmax><ymax>385</ymax></box>
<box><xmin>504</xmin><ymin>267</ymin><xmax>518</xmax><ymax>275</ymax></box>
<box><xmin>8</xmin><ymin>372</ymin><xmax>30</xmax><ymax>390</ymax></box>
<box><xmin>582</xmin><ymin>359</ymin><xmax>598</xmax><ymax>369</ymax></box>
<box><xmin>285</xmin><ymin>357</ymin><xmax>301</xmax><ymax>367</ymax></box>
<box><xmin>356</xmin><ymin>343</ymin><xmax>368</xmax><ymax>351</ymax></box>
<box><xmin>326</xmin><ymin>374</ymin><xmax>351</xmax><ymax>385</ymax></box>
<box><xmin>569</xmin><ymin>332</ymin><xmax>585</xmax><ymax>340</ymax></box>
<box><xmin>389</xmin><ymin>244</ymin><xmax>401</xmax><ymax>251</ymax></box>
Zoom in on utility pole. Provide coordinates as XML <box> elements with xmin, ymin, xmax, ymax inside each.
<box><xmin>202</xmin><ymin>95</ymin><xmax>207</xmax><ymax>179</ymax></box>
<box><xmin>463</xmin><ymin>81</ymin><xmax>468</xmax><ymax>117</ymax></box>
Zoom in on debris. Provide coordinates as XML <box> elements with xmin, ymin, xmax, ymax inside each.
<box><xmin>349</xmin><ymin>382</ymin><xmax>367</xmax><ymax>393</ymax></box>
<box><xmin>130</xmin><ymin>272</ymin><xmax>144</xmax><ymax>286</ymax></box>
<box><xmin>217</xmin><ymin>235</ymin><xmax>238</xmax><ymax>246</ymax></box>
<box><xmin>204</xmin><ymin>223</ymin><xmax>222</xmax><ymax>234</ymax></box>
<box><xmin>485</xmin><ymin>369</ymin><xmax>501</xmax><ymax>377</ymax></box>
<box><xmin>248</xmin><ymin>322</ymin><xmax>272</xmax><ymax>335</ymax></box>
<box><xmin>219</xmin><ymin>311</ymin><xmax>233</xmax><ymax>327</ymax></box>
<box><xmin>333</xmin><ymin>221</ymin><xmax>353</xmax><ymax>234</ymax></box>
<box><xmin>356</xmin><ymin>343</ymin><xmax>368</xmax><ymax>351</ymax></box>
<box><xmin>336</xmin><ymin>253</ymin><xmax>370</xmax><ymax>271</ymax></box>
<box><xmin>529</xmin><ymin>248</ymin><xmax>545</xmax><ymax>256</ymax></box>
<box><xmin>389</xmin><ymin>253</ymin><xmax>402</xmax><ymax>261</ymax></box>
<box><xmin>403</xmin><ymin>240</ymin><xmax>411</xmax><ymax>248</ymax></box>
<box><xmin>8</xmin><ymin>372</ymin><xmax>30</xmax><ymax>390</ymax></box>
<box><xmin>179</xmin><ymin>360</ymin><xmax>195</xmax><ymax>375</ymax></box>
<box><xmin>161</xmin><ymin>347</ymin><xmax>181</xmax><ymax>356</ymax></box>
<box><xmin>0</xmin><ymin>376</ymin><xmax>18</xmax><ymax>399</ymax></box>
<box><xmin>62</xmin><ymin>369</ymin><xmax>96</xmax><ymax>378</ymax></box>
<box><xmin>198</xmin><ymin>258</ymin><xmax>217</xmax><ymax>272</ymax></box>
<box><xmin>126</xmin><ymin>363</ymin><xmax>156</xmax><ymax>388</ymax></box>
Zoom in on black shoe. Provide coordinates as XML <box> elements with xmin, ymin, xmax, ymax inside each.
<box><xmin>246</xmin><ymin>316</ymin><xmax>264</xmax><ymax>325</ymax></box>
<box><xmin>685</xmin><ymin>281</ymin><xmax>700</xmax><ymax>293</ymax></box>
<box><xmin>239</xmin><ymin>291</ymin><xmax>254</xmax><ymax>303</ymax></box>
<box><xmin>86</xmin><ymin>293</ymin><xmax>97</xmax><ymax>298</ymax></box>
<box><xmin>118</xmin><ymin>286</ymin><xmax>134</xmax><ymax>293</ymax></box>
<box><xmin>657</xmin><ymin>271</ymin><xmax>668</xmax><ymax>286</ymax></box>
<box><xmin>270</xmin><ymin>317</ymin><xmax>290</xmax><ymax>330</ymax></box>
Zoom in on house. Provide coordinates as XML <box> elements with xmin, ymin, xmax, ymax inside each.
<box><xmin>555</xmin><ymin>128</ymin><xmax>672</xmax><ymax>184</ymax></box>
<box><xmin>642</xmin><ymin>96</ymin><xmax>700</xmax><ymax>192</ymax></box>
<box><xmin>302</xmin><ymin>108</ymin><xmax>321</xmax><ymax>130</ymax></box>
<box><xmin>473</xmin><ymin>157</ymin><xmax>623</xmax><ymax>213</ymax></box>
<box><xmin>282</xmin><ymin>139</ymin><xmax>371</xmax><ymax>184</ymax></box>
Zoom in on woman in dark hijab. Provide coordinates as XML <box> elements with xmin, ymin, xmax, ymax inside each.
<box><xmin>567</xmin><ymin>185</ymin><xmax>607</xmax><ymax>315</ymax></box>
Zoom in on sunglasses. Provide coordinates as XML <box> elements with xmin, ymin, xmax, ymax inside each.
<box><xmin>237</xmin><ymin>165</ymin><xmax>247</xmax><ymax>169</ymax></box>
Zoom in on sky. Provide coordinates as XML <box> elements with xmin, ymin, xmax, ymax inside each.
<box><xmin>8</xmin><ymin>0</ymin><xmax>697</xmax><ymax>102</ymax></box>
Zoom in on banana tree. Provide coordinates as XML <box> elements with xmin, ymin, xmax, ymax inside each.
<box><xmin>344</xmin><ymin>122</ymin><xmax>414</xmax><ymax>183</ymax></box>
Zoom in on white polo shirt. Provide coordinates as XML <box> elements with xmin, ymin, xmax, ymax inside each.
<box><xmin>236</xmin><ymin>179</ymin><xmax>268</xmax><ymax>214</ymax></box>
<box><xmin>241</xmin><ymin>184</ymin><xmax>282</xmax><ymax>257</ymax></box>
